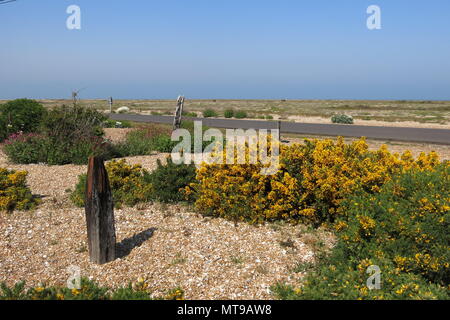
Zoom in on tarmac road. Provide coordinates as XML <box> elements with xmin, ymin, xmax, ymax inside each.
<box><xmin>109</xmin><ymin>113</ymin><xmax>450</xmax><ymax>145</ymax></box>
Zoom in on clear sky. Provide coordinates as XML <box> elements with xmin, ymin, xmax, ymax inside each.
<box><xmin>1</xmin><ymin>0</ymin><xmax>450</xmax><ymax>100</ymax></box>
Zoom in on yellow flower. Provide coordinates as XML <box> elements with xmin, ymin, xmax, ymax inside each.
<box><xmin>71</xmin><ymin>288</ymin><xmax>80</xmax><ymax>296</ymax></box>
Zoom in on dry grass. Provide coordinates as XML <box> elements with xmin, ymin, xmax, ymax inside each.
<box><xmin>4</xmin><ymin>99</ymin><xmax>449</xmax><ymax>128</ymax></box>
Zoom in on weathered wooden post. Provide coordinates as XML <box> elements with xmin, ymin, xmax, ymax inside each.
<box><xmin>173</xmin><ymin>95</ymin><xmax>185</xmax><ymax>130</ymax></box>
<box><xmin>85</xmin><ymin>157</ymin><xmax>116</xmax><ymax>264</ymax></box>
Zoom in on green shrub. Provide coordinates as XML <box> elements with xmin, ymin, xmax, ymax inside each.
<box><xmin>0</xmin><ymin>99</ymin><xmax>47</xmax><ymax>141</ymax></box>
<box><xmin>3</xmin><ymin>133</ymin><xmax>114</xmax><ymax>165</ymax></box>
<box><xmin>182</xmin><ymin>111</ymin><xmax>198</xmax><ymax>117</ymax></box>
<box><xmin>234</xmin><ymin>111</ymin><xmax>247</xmax><ymax>119</ymax></box>
<box><xmin>114</xmin><ymin>125</ymin><xmax>176</xmax><ymax>156</ymax></box>
<box><xmin>40</xmin><ymin>105</ymin><xmax>106</xmax><ymax>140</ymax></box>
<box><xmin>71</xmin><ymin>160</ymin><xmax>153</xmax><ymax>208</ymax></box>
<box><xmin>3</xmin><ymin>105</ymin><xmax>113</xmax><ymax>165</ymax></box>
<box><xmin>0</xmin><ymin>168</ymin><xmax>39</xmax><ymax>212</ymax></box>
<box><xmin>145</xmin><ymin>157</ymin><xmax>196</xmax><ymax>203</ymax></box>
<box><xmin>202</xmin><ymin>109</ymin><xmax>218</xmax><ymax>118</ymax></box>
<box><xmin>265</xmin><ymin>115</ymin><xmax>274</xmax><ymax>120</ymax></box>
<box><xmin>331</xmin><ymin>114</ymin><xmax>354</xmax><ymax>124</ymax></box>
<box><xmin>2</xmin><ymin>133</ymin><xmax>47</xmax><ymax>164</ymax></box>
<box><xmin>71</xmin><ymin>158</ymin><xmax>196</xmax><ymax>206</ymax></box>
<box><xmin>0</xmin><ymin>278</ymin><xmax>184</xmax><ymax>300</ymax></box>
<box><xmin>274</xmin><ymin>164</ymin><xmax>450</xmax><ymax>300</ymax></box>
<box><xmin>151</xmin><ymin>134</ymin><xmax>177</xmax><ymax>153</ymax></box>
<box><xmin>114</xmin><ymin>130</ymin><xmax>154</xmax><ymax>157</ymax></box>
<box><xmin>224</xmin><ymin>109</ymin><xmax>234</xmax><ymax>118</ymax></box>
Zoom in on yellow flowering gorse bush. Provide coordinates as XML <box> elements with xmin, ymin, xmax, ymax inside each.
<box><xmin>189</xmin><ymin>137</ymin><xmax>441</xmax><ymax>224</ymax></box>
<box><xmin>71</xmin><ymin>159</ymin><xmax>154</xmax><ymax>208</ymax></box>
<box><xmin>0</xmin><ymin>168</ymin><xmax>38</xmax><ymax>212</ymax></box>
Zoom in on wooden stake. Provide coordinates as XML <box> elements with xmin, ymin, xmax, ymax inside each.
<box><xmin>85</xmin><ymin>157</ymin><xmax>116</xmax><ymax>264</ymax></box>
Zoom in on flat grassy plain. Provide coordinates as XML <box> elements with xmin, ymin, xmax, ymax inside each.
<box><xmin>33</xmin><ymin>100</ymin><xmax>450</xmax><ymax>124</ymax></box>
<box><xmin>8</xmin><ymin>99</ymin><xmax>450</xmax><ymax>125</ymax></box>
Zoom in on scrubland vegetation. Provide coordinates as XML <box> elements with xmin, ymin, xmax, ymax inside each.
<box><xmin>0</xmin><ymin>99</ymin><xmax>448</xmax><ymax>300</ymax></box>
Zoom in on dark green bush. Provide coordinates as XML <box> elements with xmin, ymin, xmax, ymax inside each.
<box><xmin>151</xmin><ymin>134</ymin><xmax>177</xmax><ymax>153</ymax></box>
<box><xmin>0</xmin><ymin>99</ymin><xmax>47</xmax><ymax>141</ymax></box>
<box><xmin>273</xmin><ymin>164</ymin><xmax>450</xmax><ymax>300</ymax></box>
<box><xmin>3</xmin><ymin>105</ymin><xmax>113</xmax><ymax>165</ymax></box>
<box><xmin>234</xmin><ymin>110</ymin><xmax>247</xmax><ymax>119</ymax></box>
<box><xmin>71</xmin><ymin>158</ymin><xmax>196</xmax><ymax>206</ymax></box>
<box><xmin>224</xmin><ymin>109</ymin><xmax>234</xmax><ymax>118</ymax></box>
<box><xmin>3</xmin><ymin>132</ymin><xmax>114</xmax><ymax>165</ymax></box>
<box><xmin>40</xmin><ymin>105</ymin><xmax>106</xmax><ymax>140</ymax></box>
<box><xmin>145</xmin><ymin>157</ymin><xmax>196</xmax><ymax>203</ymax></box>
<box><xmin>2</xmin><ymin>133</ymin><xmax>47</xmax><ymax>164</ymax></box>
<box><xmin>114</xmin><ymin>125</ymin><xmax>176</xmax><ymax>157</ymax></box>
<box><xmin>202</xmin><ymin>109</ymin><xmax>218</xmax><ymax>118</ymax></box>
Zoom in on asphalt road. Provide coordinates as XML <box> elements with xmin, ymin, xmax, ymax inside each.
<box><xmin>110</xmin><ymin>113</ymin><xmax>450</xmax><ymax>145</ymax></box>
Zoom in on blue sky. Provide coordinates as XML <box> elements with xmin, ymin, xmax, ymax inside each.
<box><xmin>1</xmin><ymin>0</ymin><xmax>450</xmax><ymax>100</ymax></box>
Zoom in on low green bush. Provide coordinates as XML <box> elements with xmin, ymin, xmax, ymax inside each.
<box><xmin>146</xmin><ymin>157</ymin><xmax>196</xmax><ymax>203</ymax></box>
<box><xmin>273</xmin><ymin>164</ymin><xmax>450</xmax><ymax>300</ymax></box>
<box><xmin>40</xmin><ymin>104</ymin><xmax>106</xmax><ymax>139</ymax></box>
<box><xmin>331</xmin><ymin>114</ymin><xmax>354</xmax><ymax>124</ymax></box>
<box><xmin>3</xmin><ymin>105</ymin><xmax>113</xmax><ymax>165</ymax></box>
<box><xmin>71</xmin><ymin>158</ymin><xmax>196</xmax><ymax>206</ymax></box>
<box><xmin>114</xmin><ymin>125</ymin><xmax>176</xmax><ymax>156</ymax></box>
<box><xmin>0</xmin><ymin>99</ymin><xmax>47</xmax><ymax>141</ymax></box>
<box><xmin>0</xmin><ymin>278</ymin><xmax>184</xmax><ymax>300</ymax></box>
<box><xmin>224</xmin><ymin>109</ymin><xmax>234</xmax><ymax>118</ymax></box>
<box><xmin>182</xmin><ymin>111</ymin><xmax>198</xmax><ymax>117</ymax></box>
<box><xmin>234</xmin><ymin>110</ymin><xmax>247</xmax><ymax>119</ymax></box>
<box><xmin>3</xmin><ymin>133</ymin><xmax>114</xmax><ymax>165</ymax></box>
<box><xmin>202</xmin><ymin>109</ymin><xmax>218</xmax><ymax>118</ymax></box>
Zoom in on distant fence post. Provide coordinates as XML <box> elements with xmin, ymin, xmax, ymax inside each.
<box><xmin>85</xmin><ymin>157</ymin><xmax>116</xmax><ymax>264</ymax></box>
<box><xmin>108</xmin><ymin>97</ymin><xmax>113</xmax><ymax>114</ymax></box>
<box><xmin>173</xmin><ymin>95</ymin><xmax>185</xmax><ymax>130</ymax></box>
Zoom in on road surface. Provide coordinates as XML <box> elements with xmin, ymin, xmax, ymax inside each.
<box><xmin>110</xmin><ymin>114</ymin><xmax>450</xmax><ymax>145</ymax></box>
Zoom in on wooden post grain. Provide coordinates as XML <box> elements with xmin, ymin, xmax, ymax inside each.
<box><xmin>85</xmin><ymin>157</ymin><xmax>116</xmax><ymax>264</ymax></box>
